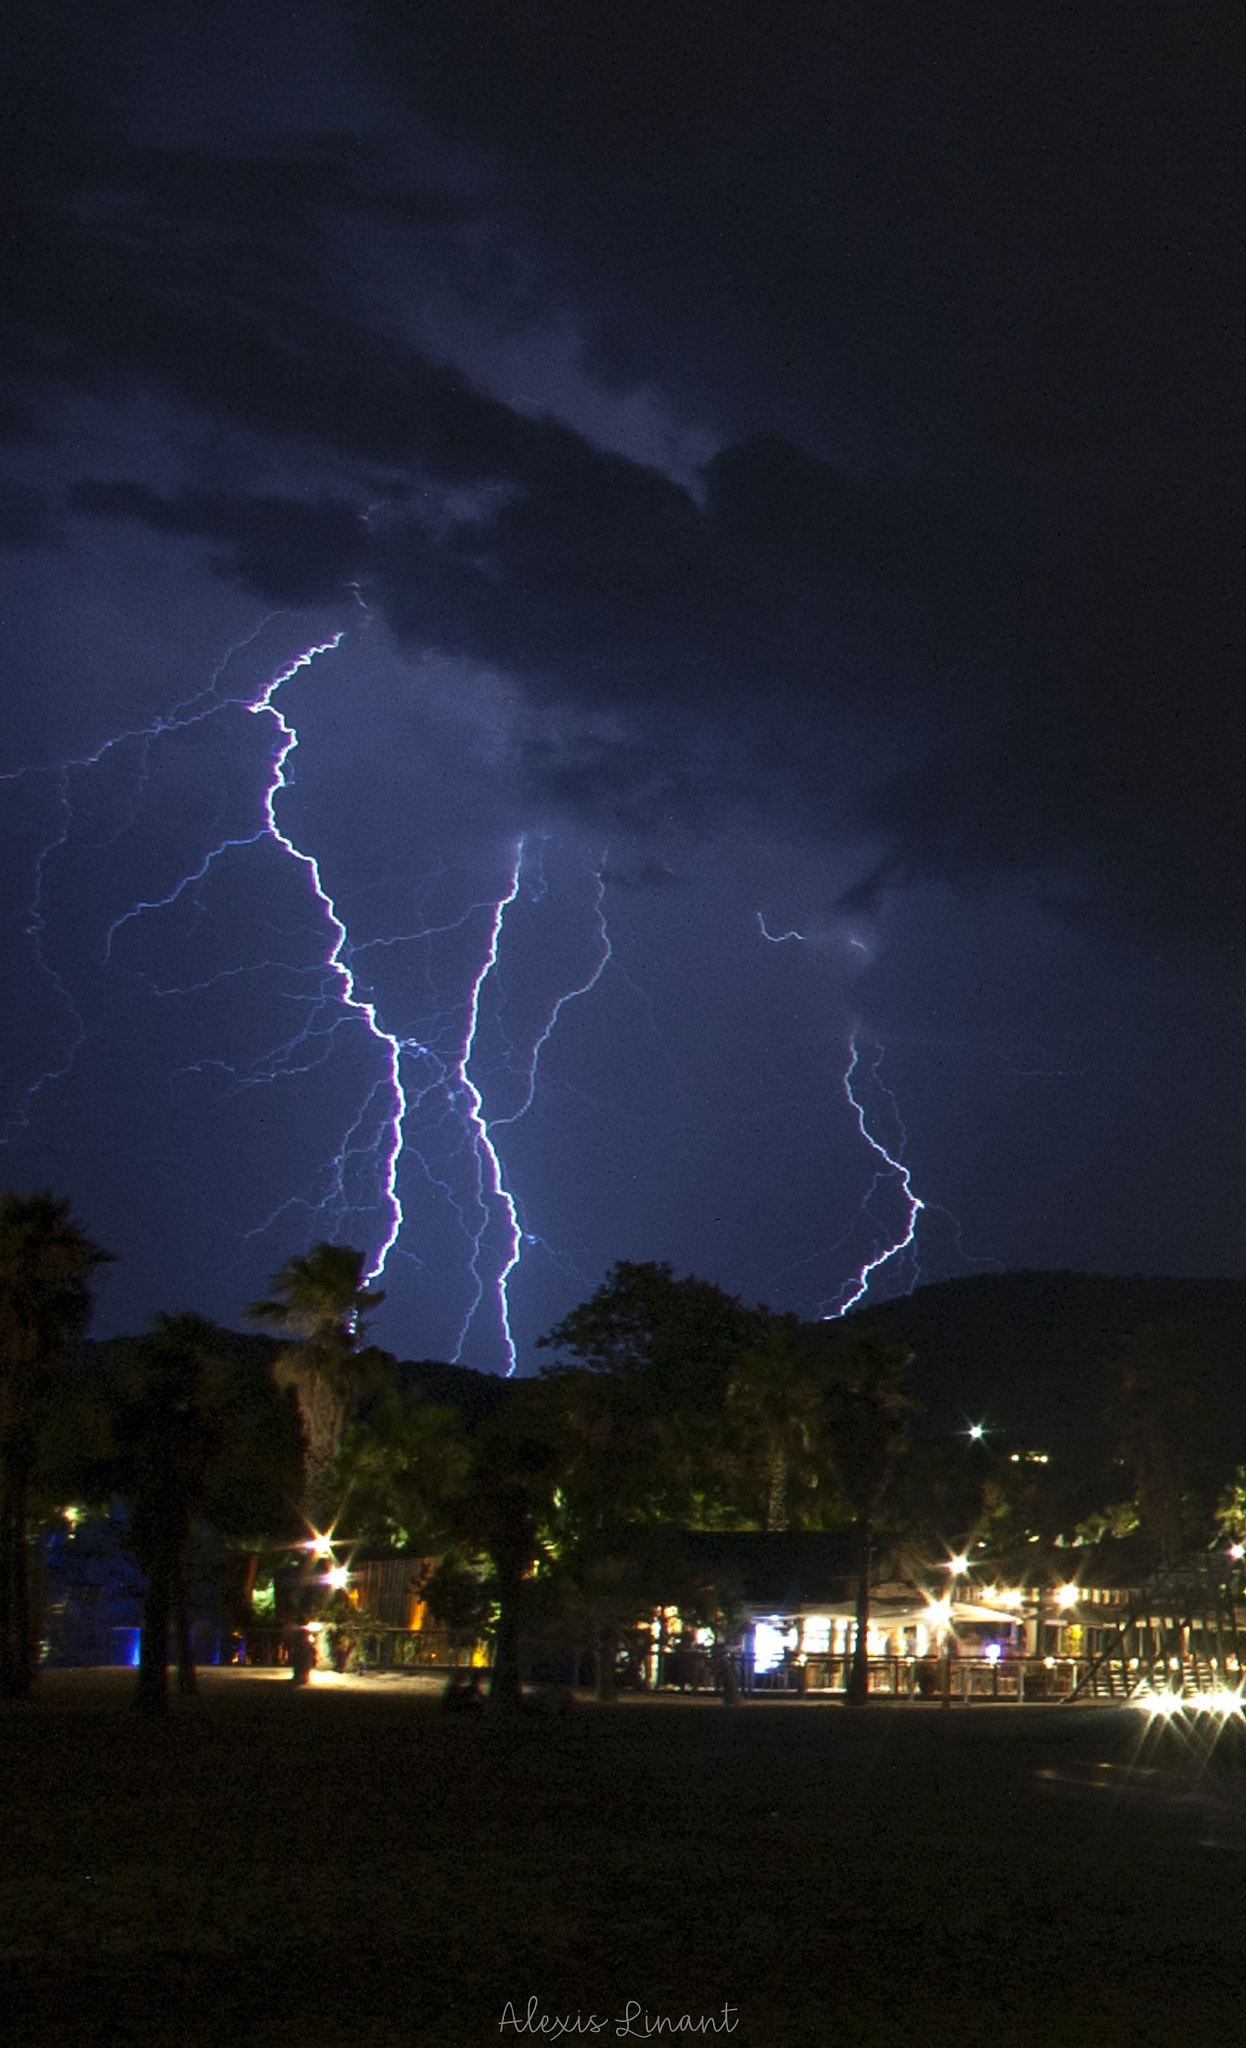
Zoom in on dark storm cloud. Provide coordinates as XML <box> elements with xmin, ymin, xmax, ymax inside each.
<box><xmin>63</xmin><ymin>414</ymin><xmax>1246</xmax><ymax>938</ymax></box>
<box><xmin>7</xmin><ymin>2</ymin><xmax>1246</xmax><ymax>940</ymax></box>
<box><xmin>0</xmin><ymin>481</ymin><xmax>61</xmax><ymax>551</ymax></box>
<box><xmin>70</xmin><ymin>483</ymin><xmax>365</xmax><ymax>605</ymax></box>
<box><xmin>353</xmin><ymin>4</ymin><xmax>1245</xmax><ymax>462</ymax></box>
<box><xmin>348</xmin><ymin>1</ymin><xmax>1246</xmax><ymax>936</ymax></box>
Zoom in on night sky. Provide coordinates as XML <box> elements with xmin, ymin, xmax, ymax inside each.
<box><xmin>3</xmin><ymin>3</ymin><xmax>1244</xmax><ymax>1374</ymax></box>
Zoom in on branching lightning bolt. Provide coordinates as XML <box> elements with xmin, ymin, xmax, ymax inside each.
<box><xmin>756</xmin><ymin>912</ymin><xmax>1003</xmax><ymax>1314</ymax></box>
<box><xmin>827</xmin><ymin>1030</ymin><xmax>925</xmax><ymax>1317</ymax></box>
<box><xmin>88</xmin><ymin>632</ymin><xmax>409</xmax><ymax>1288</ymax></box>
<box><xmin>754</xmin><ymin>912</ymin><xmax>928</xmax><ymax>1316</ymax></box>
<box><xmin>453</xmin><ymin>849</ymin><xmax>525</xmax><ymax>1368</ymax></box>
<box><xmin>448</xmin><ymin>838</ymin><xmax>612</xmax><ymax>1372</ymax></box>
<box><xmin>5</xmin><ymin>627</ymin><xmax>617</xmax><ymax>1372</ymax></box>
<box><xmin>1</xmin><ymin>616</ymin><xmax>305</xmax><ymax>1141</ymax></box>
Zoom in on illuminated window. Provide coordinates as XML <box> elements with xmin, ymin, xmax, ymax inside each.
<box><xmin>752</xmin><ymin>1621</ymin><xmax>794</xmax><ymax>1672</ymax></box>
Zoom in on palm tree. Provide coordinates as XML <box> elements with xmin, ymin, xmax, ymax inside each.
<box><xmin>0</xmin><ymin>1190</ymin><xmax>113</xmax><ymax>1698</ymax></box>
<box><xmin>246</xmin><ymin>1243</ymin><xmax>389</xmax><ymax>1533</ymax></box>
<box><xmin>111</xmin><ymin>1314</ymin><xmax>232</xmax><ymax>1718</ymax></box>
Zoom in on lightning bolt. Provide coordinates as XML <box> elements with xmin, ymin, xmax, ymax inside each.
<box><xmin>452</xmin><ymin>851</ymin><xmax>525</xmax><ymax>1371</ymax></box>
<box><xmin>827</xmin><ymin>1030</ymin><xmax>926</xmax><ymax>1317</ymax></box>
<box><xmin>4</xmin><ymin>624</ymin><xmax>616</xmax><ymax>1374</ymax></box>
<box><xmin>754</xmin><ymin>913</ymin><xmax>929</xmax><ymax>1316</ymax></box>
<box><xmin>448</xmin><ymin>837</ymin><xmax>613</xmax><ymax>1372</ymax></box>
<box><xmin>757</xmin><ymin>912</ymin><xmax>807</xmax><ymax>943</ymax></box>
<box><xmin>87</xmin><ymin>631</ymin><xmax>409</xmax><ymax>1287</ymax></box>
<box><xmin>1</xmin><ymin>615</ymin><xmax>300</xmax><ymax>1141</ymax></box>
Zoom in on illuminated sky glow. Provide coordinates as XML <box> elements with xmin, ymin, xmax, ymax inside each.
<box><xmin>3</xmin><ymin>5</ymin><xmax>1246</xmax><ymax>1371</ymax></box>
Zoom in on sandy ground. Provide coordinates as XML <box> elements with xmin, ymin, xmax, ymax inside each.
<box><xmin>2</xmin><ymin>1669</ymin><xmax>1244</xmax><ymax>2046</ymax></box>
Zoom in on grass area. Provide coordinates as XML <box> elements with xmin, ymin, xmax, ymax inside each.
<box><xmin>2</xmin><ymin>1670</ymin><xmax>1245</xmax><ymax>2046</ymax></box>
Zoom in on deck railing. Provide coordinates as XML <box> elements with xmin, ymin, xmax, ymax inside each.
<box><xmin>746</xmin><ymin>1655</ymin><xmax>1088</xmax><ymax>1700</ymax></box>
<box><xmin>231</xmin><ymin>1626</ymin><xmax>487</xmax><ymax>1671</ymax></box>
<box><xmin>223</xmin><ymin>1632</ymin><xmax>1099</xmax><ymax>1699</ymax></box>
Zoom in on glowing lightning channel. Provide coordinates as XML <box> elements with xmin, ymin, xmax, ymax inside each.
<box><xmin>452</xmin><ymin>846</ymin><xmax>525</xmax><ymax>1373</ymax></box>
<box><xmin>95</xmin><ymin>634</ymin><xmax>409</xmax><ymax>1288</ymax></box>
<box><xmin>828</xmin><ymin>1031</ymin><xmax>926</xmax><ymax>1317</ymax></box>
<box><xmin>754</xmin><ymin>911</ymin><xmax>927</xmax><ymax>1317</ymax></box>
<box><xmin>246</xmin><ymin>638</ymin><xmax>407</xmax><ymax>1289</ymax></box>
<box><xmin>452</xmin><ymin>838</ymin><xmax>613</xmax><ymax>1374</ymax></box>
<box><xmin>6</xmin><ymin>625</ymin><xmax>621</xmax><ymax>1371</ymax></box>
<box><xmin>490</xmin><ymin>851</ymin><xmax>613</xmax><ymax>1133</ymax></box>
<box><xmin>1</xmin><ymin>617</ymin><xmax>289</xmax><ymax>1141</ymax></box>
<box><xmin>757</xmin><ymin>912</ymin><xmax>807</xmax><ymax>943</ymax></box>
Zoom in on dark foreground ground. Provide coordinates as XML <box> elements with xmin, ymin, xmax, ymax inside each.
<box><xmin>2</xmin><ymin>1671</ymin><xmax>1245</xmax><ymax>2047</ymax></box>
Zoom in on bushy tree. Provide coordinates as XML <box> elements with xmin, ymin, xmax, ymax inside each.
<box><xmin>1215</xmin><ymin>1468</ymin><xmax>1246</xmax><ymax>1549</ymax></box>
<box><xmin>538</xmin><ymin>1260</ymin><xmax>768</xmax><ymax>1416</ymax></box>
<box><xmin>453</xmin><ymin>1386</ymin><xmax>560</xmax><ymax>1708</ymax></box>
<box><xmin>335</xmin><ymin>1385</ymin><xmax>472</xmax><ymax>1552</ymax></box>
<box><xmin>538</xmin><ymin>1260</ymin><xmax>772</xmax><ymax>1530</ymax></box>
<box><xmin>1104</xmin><ymin>1324</ymin><xmax>1215</xmax><ymax>1564</ymax></box>
<box><xmin>725</xmin><ymin>1319</ymin><xmax>844</xmax><ymax>1532</ymax></box>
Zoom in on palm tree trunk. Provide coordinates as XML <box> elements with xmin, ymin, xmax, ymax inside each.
<box><xmin>489</xmin><ymin>1567</ymin><xmax>524</xmax><ymax>1709</ymax></box>
<box><xmin>0</xmin><ymin>1446</ymin><xmax>34</xmax><ymax>1700</ymax></box>
<box><xmin>0</xmin><ymin>1480</ymin><xmax>18</xmax><ymax>1698</ymax></box>
<box><xmin>765</xmin><ymin>1448</ymin><xmax>788</xmax><ymax>1533</ymax></box>
<box><xmin>846</xmin><ymin>1518</ymin><xmax>873</xmax><ymax>1706</ymax></box>
<box><xmin>596</xmin><ymin>1622</ymin><xmax>620</xmax><ymax>1702</ymax></box>
<box><xmin>174</xmin><ymin>1575</ymin><xmax>197</xmax><ymax>1696</ymax></box>
<box><xmin>136</xmin><ymin>1552</ymin><xmax>172</xmax><ymax>1719</ymax></box>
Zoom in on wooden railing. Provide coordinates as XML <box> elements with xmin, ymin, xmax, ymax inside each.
<box><xmin>223</xmin><ymin>1633</ymin><xmax>1092</xmax><ymax>1699</ymax></box>
<box><xmin>746</xmin><ymin>1655</ymin><xmax>1088</xmax><ymax>1701</ymax></box>
<box><xmin>229</xmin><ymin>1627</ymin><xmax>487</xmax><ymax>1671</ymax></box>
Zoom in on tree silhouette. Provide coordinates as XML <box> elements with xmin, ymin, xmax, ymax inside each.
<box><xmin>1104</xmin><ymin>1323</ymin><xmax>1215</xmax><ymax>1565</ymax></box>
<box><xmin>335</xmin><ymin>1385</ymin><xmax>472</xmax><ymax>1553</ymax></box>
<box><xmin>822</xmin><ymin>1335</ymin><xmax>915</xmax><ymax>1706</ymax></box>
<box><xmin>454</xmin><ymin>1389</ymin><xmax>559</xmax><ymax>1709</ymax></box>
<box><xmin>726</xmin><ymin>1320</ymin><xmax>839</xmax><ymax>1531</ymax></box>
<box><xmin>539</xmin><ymin>1259</ymin><xmax>769</xmax><ymax>1530</ymax></box>
<box><xmin>538</xmin><ymin>1260</ymin><xmax>767</xmax><ymax>1417</ymax></box>
<box><xmin>0</xmin><ymin>1190</ymin><xmax>112</xmax><ymax>1699</ymax></box>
